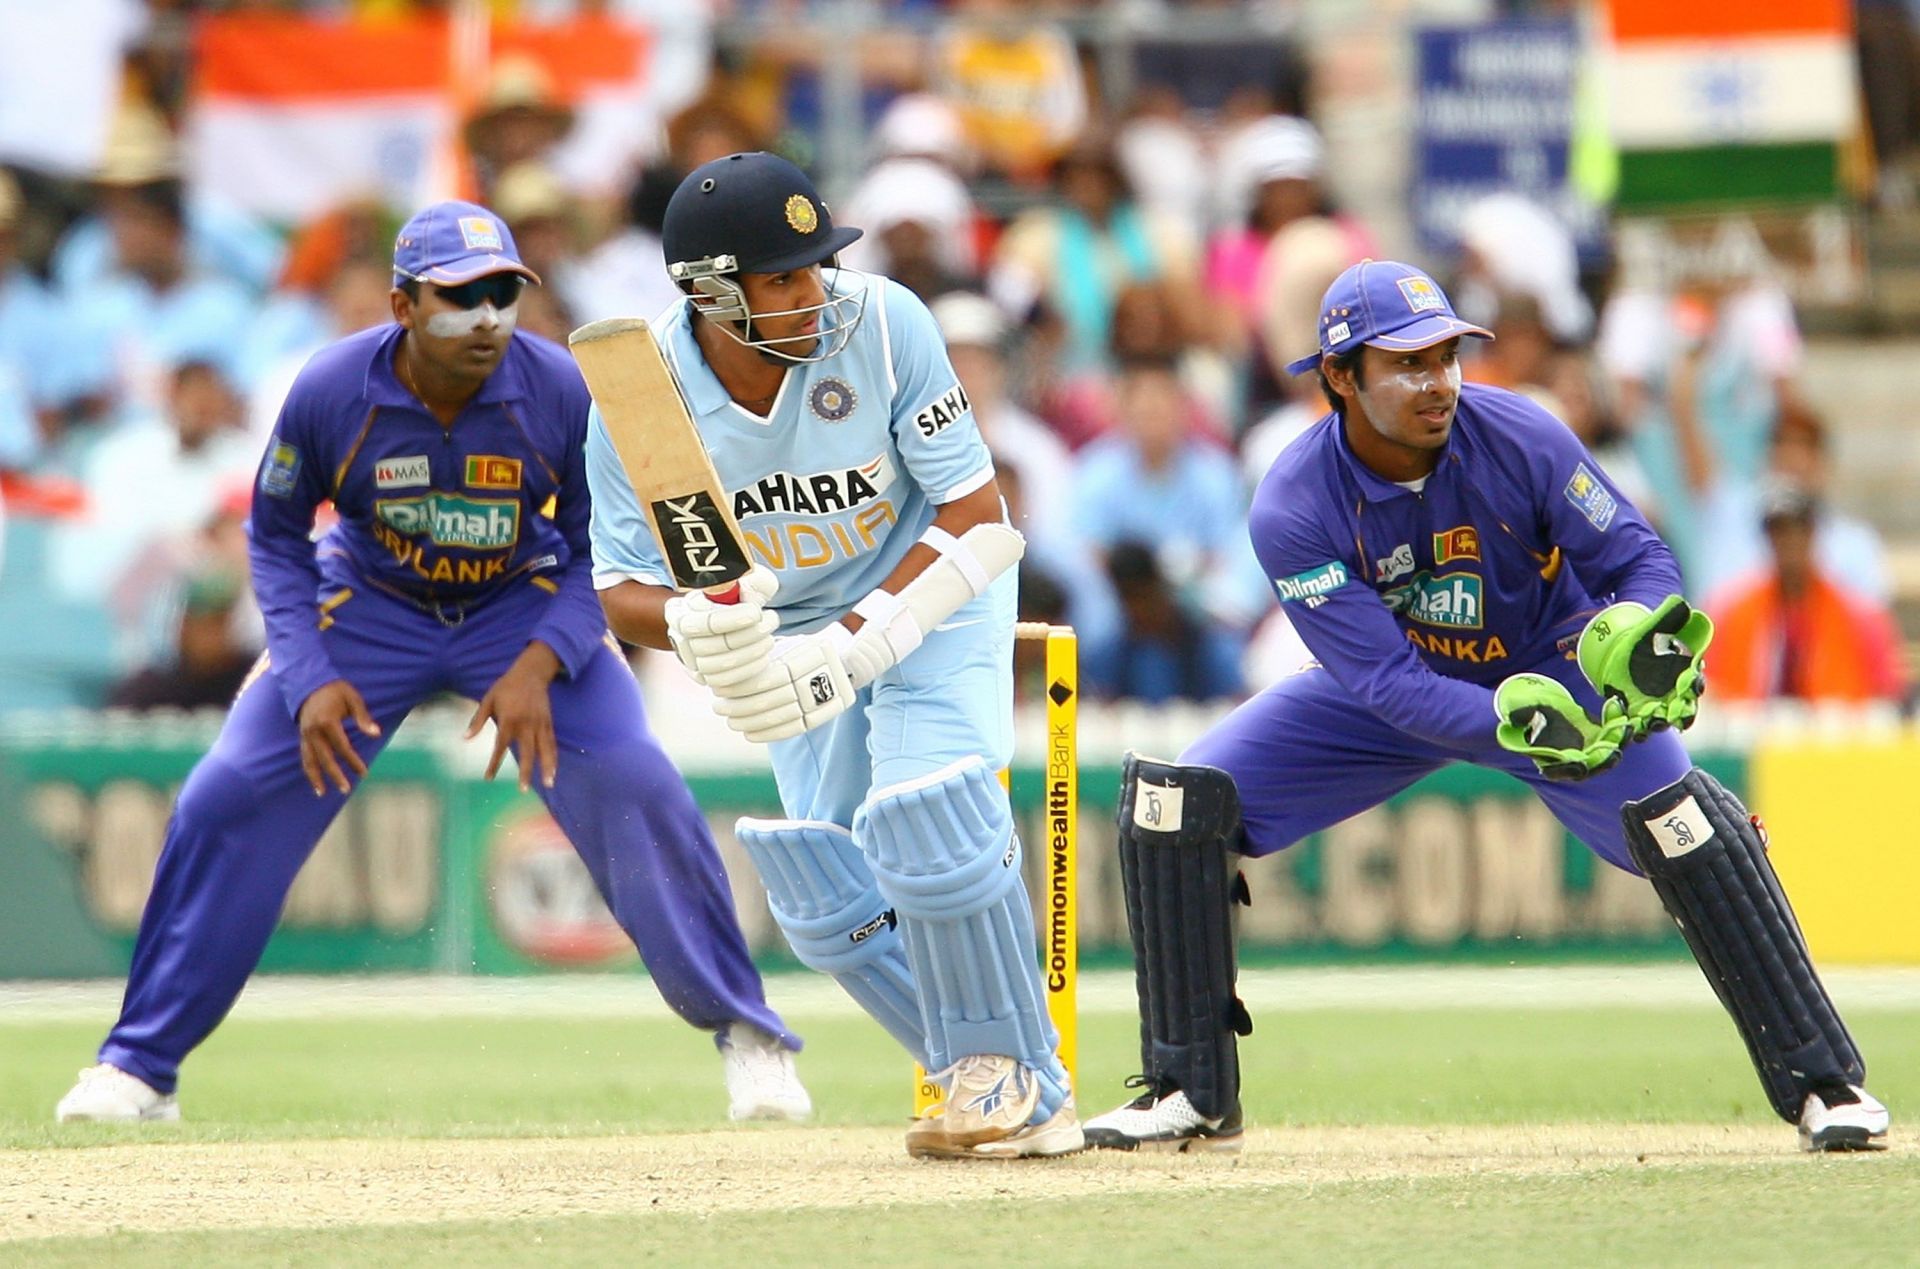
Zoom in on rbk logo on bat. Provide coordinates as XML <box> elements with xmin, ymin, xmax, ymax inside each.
<box><xmin>650</xmin><ymin>491</ymin><xmax>750</xmax><ymax>588</ymax></box>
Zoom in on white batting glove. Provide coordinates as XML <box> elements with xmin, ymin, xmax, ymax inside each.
<box><xmin>663</xmin><ymin>565</ymin><xmax>779</xmax><ymax>688</ymax></box>
<box><xmin>710</xmin><ymin>625</ymin><xmax>855</xmax><ymax>743</ymax></box>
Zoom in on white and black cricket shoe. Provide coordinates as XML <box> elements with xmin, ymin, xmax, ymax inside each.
<box><xmin>1083</xmin><ymin>1079</ymin><xmax>1243</xmax><ymax>1154</ymax></box>
<box><xmin>1798</xmin><ymin>1082</ymin><xmax>1889</xmax><ymax>1152</ymax></box>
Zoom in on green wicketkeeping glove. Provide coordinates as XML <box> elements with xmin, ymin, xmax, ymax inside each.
<box><xmin>1493</xmin><ymin>673</ymin><xmax>1630</xmax><ymax>781</ymax></box>
<box><xmin>1576</xmin><ymin>595</ymin><xmax>1715</xmax><ymax>737</ymax></box>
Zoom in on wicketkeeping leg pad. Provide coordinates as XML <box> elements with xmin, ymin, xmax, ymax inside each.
<box><xmin>1117</xmin><ymin>753</ymin><xmax>1252</xmax><ymax>1121</ymax></box>
<box><xmin>855</xmin><ymin>757</ymin><xmax>1066</xmax><ymax>1110</ymax></box>
<box><xmin>1621</xmin><ymin>766</ymin><xmax>1864</xmax><ymax>1121</ymax></box>
<box><xmin>735</xmin><ymin>817</ymin><xmax>927</xmax><ymax>1065</ymax></box>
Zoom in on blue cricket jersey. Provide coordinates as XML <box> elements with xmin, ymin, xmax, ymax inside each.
<box><xmin>586</xmin><ymin>271</ymin><xmax>994</xmax><ymax>633</ymax></box>
<box><xmin>1249</xmin><ymin>384</ymin><xmax>1682</xmax><ymax>748</ymax></box>
<box><xmin>249</xmin><ymin>324</ymin><xmax>606</xmax><ymax>716</ymax></box>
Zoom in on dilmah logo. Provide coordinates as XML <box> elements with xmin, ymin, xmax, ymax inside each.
<box><xmin>808</xmin><ymin>673</ymin><xmax>836</xmax><ymax>706</ymax></box>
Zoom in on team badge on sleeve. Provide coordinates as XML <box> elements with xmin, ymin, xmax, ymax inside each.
<box><xmin>809</xmin><ymin>376</ymin><xmax>858</xmax><ymax>422</ymax></box>
<box><xmin>1563</xmin><ymin>463</ymin><xmax>1618</xmax><ymax>531</ymax></box>
<box><xmin>259</xmin><ymin>440</ymin><xmax>301</xmax><ymax>498</ymax></box>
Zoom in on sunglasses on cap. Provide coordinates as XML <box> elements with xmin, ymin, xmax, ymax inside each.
<box><xmin>397</xmin><ymin>269</ymin><xmax>526</xmax><ymax>310</ymax></box>
<box><xmin>432</xmin><ymin>274</ymin><xmax>526</xmax><ymax>310</ymax></box>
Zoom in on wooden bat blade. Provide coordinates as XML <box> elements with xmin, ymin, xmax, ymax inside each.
<box><xmin>569</xmin><ymin>318</ymin><xmax>750</xmax><ymax>597</ymax></box>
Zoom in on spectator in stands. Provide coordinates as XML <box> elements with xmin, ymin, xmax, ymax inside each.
<box><xmin>245</xmin><ymin>256</ymin><xmax>395</xmax><ymax>443</ymax></box>
<box><xmin>1705</xmin><ymin>481</ymin><xmax>1907</xmax><ymax>706</ymax></box>
<box><xmin>991</xmin><ymin>134</ymin><xmax>1204</xmax><ymax>382</ymax></box>
<box><xmin>51</xmin><ymin>99</ymin><xmax>282</xmax><ymax>300</ymax></box>
<box><xmin>50</xmin><ymin>360</ymin><xmax>259</xmax><ymax>660</ymax></box>
<box><xmin>930</xmin><ymin>291</ymin><xmax>1072</xmax><ymax>552</ymax></box>
<box><xmin>1598</xmin><ymin>266</ymin><xmax>1804</xmax><ymax>574</ymax></box>
<box><xmin>1071</xmin><ymin>352</ymin><xmax>1268</xmax><ymax>660</ymax></box>
<box><xmin>1129</xmin><ymin>0</ymin><xmax>1308</xmax><ymax>121</ymax></box>
<box><xmin>564</xmin><ymin>162</ymin><xmax>685</xmax><ymax>325</ymax></box>
<box><xmin>462</xmin><ymin>55</ymin><xmax>577</xmax><ymax>207</ymax></box>
<box><xmin>1687</xmin><ymin>401</ymin><xmax>1891</xmax><ymax>605</ymax></box>
<box><xmin>932</xmin><ymin>0</ymin><xmax>1087</xmax><ymax>184</ymax></box>
<box><xmin>1088</xmin><ymin>541</ymin><xmax>1245</xmax><ymax>704</ymax></box>
<box><xmin>840</xmin><ymin>157</ymin><xmax>980</xmax><ymax>300</ymax></box>
<box><xmin>105</xmin><ymin>564</ymin><xmax>256</xmax><ymax>713</ymax></box>
<box><xmin>1453</xmin><ymin>192</ymin><xmax>1592</xmax><ymax>349</ymax></box>
<box><xmin>490</xmin><ymin>162</ymin><xmax>580</xmax><ymax>342</ymax></box>
<box><xmin>54</xmin><ymin>175</ymin><xmax>254</xmax><ymax>415</ymax></box>
<box><xmin>1213</xmin><ymin>115</ymin><xmax>1373</xmax><ymax>416</ymax></box>
<box><xmin>1240</xmin><ymin>215</ymin><xmax>1364</xmax><ymax>483</ymax></box>
<box><xmin>0</xmin><ymin>168</ymin><xmax>60</xmax><ymax>471</ymax></box>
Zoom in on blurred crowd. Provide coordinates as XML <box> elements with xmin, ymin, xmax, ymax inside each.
<box><xmin>0</xmin><ymin>0</ymin><xmax>1912</xmax><ymax>716</ymax></box>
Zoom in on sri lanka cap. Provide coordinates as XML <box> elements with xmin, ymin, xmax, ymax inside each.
<box><xmin>1284</xmin><ymin>258</ymin><xmax>1491</xmax><ymax>375</ymax></box>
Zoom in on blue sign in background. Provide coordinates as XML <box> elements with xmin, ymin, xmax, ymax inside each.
<box><xmin>1413</xmin><ymin>21</ymin><xmax>1606</xmax><ymax>261</ymax></box>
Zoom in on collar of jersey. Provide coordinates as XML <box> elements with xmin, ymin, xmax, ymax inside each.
<box><xmin>1331</xmin><ymin>409</ymin><xmax>1458</xmax><ymax>504</ymax></box>
<box><xmin>361</xmin><ymin>323</ymin><xmax>532</xmax><ymax>409</ymax></box>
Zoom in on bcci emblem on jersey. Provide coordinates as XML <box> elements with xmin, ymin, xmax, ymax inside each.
<box><xmin>809</xmin><ymin>377</ymin><xmax>857</xmax><ymax>422</ymax></box>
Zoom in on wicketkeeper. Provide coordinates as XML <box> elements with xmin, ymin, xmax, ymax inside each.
<box><xmin>1085</xmin><ymin>260</ymin><xmax>1890</xmax><ymax>1155</ymax></box>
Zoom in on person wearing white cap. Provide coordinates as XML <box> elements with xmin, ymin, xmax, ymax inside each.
<box><xmin>838</xmin><ymin>157</ymin><xmax>979</xmax><ymax>297</ymax></box>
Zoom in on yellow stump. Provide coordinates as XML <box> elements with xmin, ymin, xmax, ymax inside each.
<box><xmin>913</xmin><ymin>623</ymin><xmax>1077</xmax><ymax>1116</ymax></box>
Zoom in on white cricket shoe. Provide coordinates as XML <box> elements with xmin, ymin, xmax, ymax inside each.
<box><xmin>907</xmin><ymin>1094</ymin><xmax>1085</xmax><ymax>1160</ymax></box>
<box><xmin>932</xmin><ymin>1054</ymin><xmax>1040</xmax><ymax>1147</ymax></box>
<box><xmin>1083</xmin><ymin>1082</ymin><xmax>1243</xmax><ymax>1154</ymax></box>
<box><xmin>719</xmin><ymin>1023</ymin><xmax>812</xmax><ymax>1122</ymax></box>
<box><xmin>55</xmin><ymin>1064</ymin><xmax>180</xmax><ymax>1123</ymax></box>
<box><xmin>1798</xmin><ymin>1083</ymin><xmax>1889</xmax><ymax>1152</ymax></box>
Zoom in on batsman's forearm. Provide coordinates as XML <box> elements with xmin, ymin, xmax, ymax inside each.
<box><xmin>598</xmin><ymin>579</ymin><xmax>674</xmax><ymax>650</ymax></box>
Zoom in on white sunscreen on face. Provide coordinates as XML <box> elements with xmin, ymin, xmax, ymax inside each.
<box><xmin>425</xmin><ymin>302</ymin><xmax>518</xmax><ymax>338</ymax></box>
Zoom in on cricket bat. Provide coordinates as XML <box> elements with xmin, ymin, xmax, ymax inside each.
<box><xmin>568</xmin><ymin>317</ymin><xmax>750</xmax><ymax>601</ymax></box>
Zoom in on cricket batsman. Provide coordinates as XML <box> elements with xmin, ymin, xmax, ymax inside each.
<box><xmin>586</xmin><ymin>153</ymin><xmax>1081</xmax><ymax>1159</ymax></box>
<box><xmin>1082</xmin><ymin>259</ymin><xmax>1890</xmax><ymax>1155</ymax></box>
<box><xmin>57</xmin><ymin>201</ymin><xmax>809</xmax><ymax>1124</ymax></box>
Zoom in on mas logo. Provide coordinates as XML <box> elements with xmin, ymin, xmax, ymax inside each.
<box><xmin>1563</xmin><ymin>462</ymin><xmax>1618</xmax><ymax>531</ymax></box>
<box><xmin>1273</xmin><ymin>560</ymin><xmax>1349</xmax><ymax>604</ymax></box>
<box><xmin>1433</xmin><ymin>525</ymin><xmax>1480</xmax><ymax>564</ymax></box>
<box><xmin>1383</xmin><ymin>570</ymin><xmax>1484</xmax><ymax>629</ymax></box>
<box><xmin>1374</xmin><ymin>543</ymin><xmax>1415</xmax><ymax>583</ymax></box>
<box><xmin>376</xmin><ymin>493</ymin><xmax>520</xmax><ymax>548</ymax></box>
<box><xmin>465</xmin><ymin>455</ymin><xmax>522</xmax><ymax>490</ymax></box>
<box><xmin>375</xmin><ymin>455</ymin><xmax>431</xmax><ymax>489</ymax></box>
<box><xmin>1397</xmin><ymin>275</ymin><xmax>1445</xmax><ymax>313</ymax></box>
<box><xmin>458</xmin><ymin>216</ymin><xmax>503</xmax><ymax>251</ymax></box>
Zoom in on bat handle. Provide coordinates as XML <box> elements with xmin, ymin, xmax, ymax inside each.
<box><xmin>707</xmin><ymin>582</ymin><xmax>741</xmax><ymax>604</ymax></box>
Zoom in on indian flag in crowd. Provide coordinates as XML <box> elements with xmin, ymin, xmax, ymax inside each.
<box><xmin>186</xmin><ymin>12</ymin><xmax>649</xmax><ymax>224</ymax></box>
<box><xmin>1602</xmin><ymin>0</ymin><xmax>1856</xmax><ymax>209</ymax></box>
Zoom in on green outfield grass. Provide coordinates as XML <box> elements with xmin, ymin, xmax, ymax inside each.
<box><xmin>5</xmin><ymin>991</ymin><xmax>1918</xmax><ymax>1264</ymax></box>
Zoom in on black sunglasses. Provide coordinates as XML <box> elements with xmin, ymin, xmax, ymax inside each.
<box><xmin>432</xmin><ymin>274</ymin><xmax>526</xmax><ymax>310</ymax></box>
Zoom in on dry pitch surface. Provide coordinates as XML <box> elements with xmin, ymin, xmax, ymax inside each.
<box><xmin>3</xmin><ymin>1122</ymin><xmax>1884</xmax><ymax>1243</ymax></box>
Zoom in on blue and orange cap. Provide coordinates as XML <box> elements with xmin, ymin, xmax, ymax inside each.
<box><xmin>392</xmin><ymin>200</ymin><xmax>542</xmax><ymax>287</ymax></box>
<box><xmin>1284</xmin><ymin>259</ymin><xmax>1491</xmax><ymax>375</ymax></box>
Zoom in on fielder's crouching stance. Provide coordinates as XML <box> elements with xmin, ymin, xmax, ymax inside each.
<box><xmin>1085</xmin><ymin>260</ymin><xmax>1888</xmax><ymax>1155</ymax></box>
<box><xmin>588</xmin><ymin>154</ymin><xmax>1079</xmax><ymax>1159</ymax></box>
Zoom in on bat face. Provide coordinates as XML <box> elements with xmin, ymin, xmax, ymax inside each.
<box><xmin>569</xmin><ymin>317</ymin><xmax>750</xmax><ymax>596</ymax></box>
